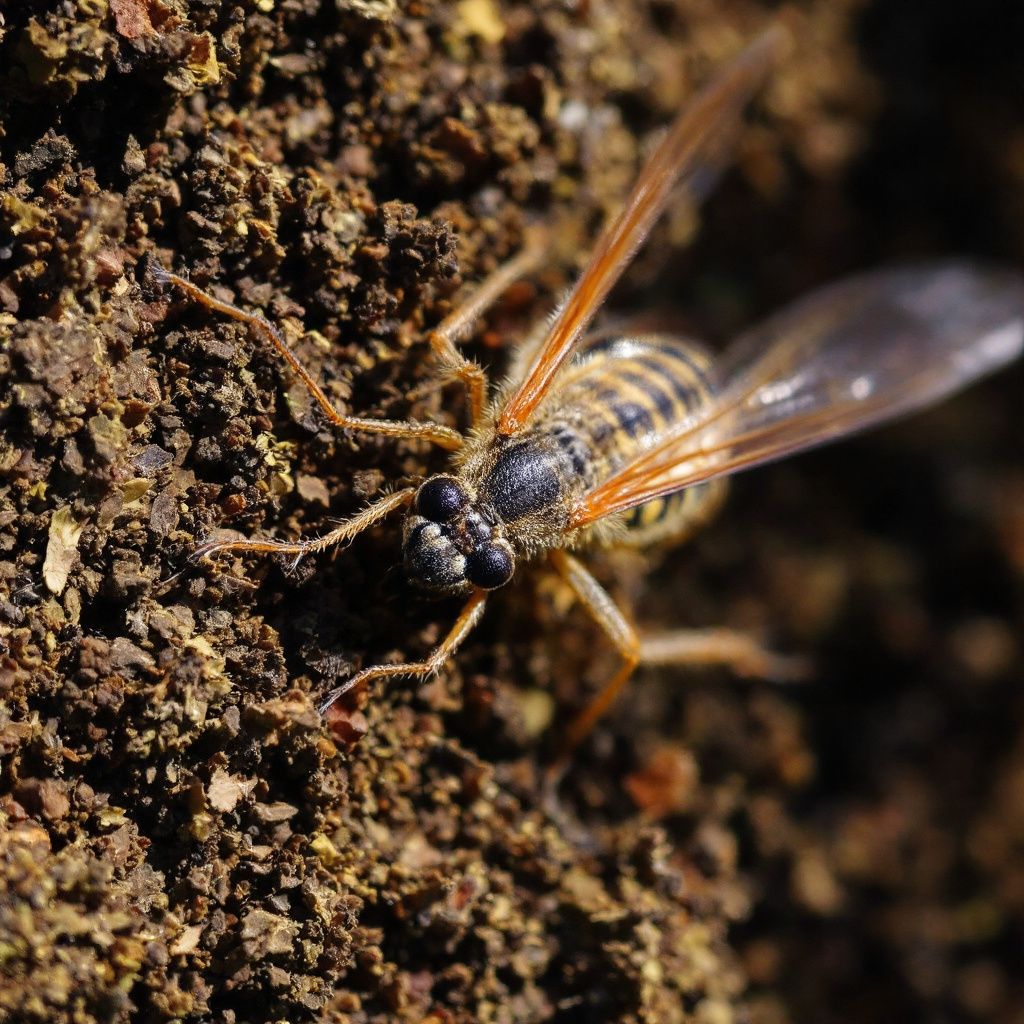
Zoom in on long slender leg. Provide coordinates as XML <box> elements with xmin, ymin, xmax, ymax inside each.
<box><xmin>640</xmin><ymin>629</ymin><xmax>808</xmax><ymax>680</ymax></box>
<box><xmin>548</xmin><ymin>550</ymin><xmax>642</xmax><ymax>758</ymax></box>
<box><xmin>154</xmin><ymin>266</ymin><xmax>464</xmax><ymax>450</ymax></box>
<box><xmin>193</xmin><ymin>487</ymin><xmax>415</xmax><ymax>564</ymax></box>
<box><xmin>548</xmin><ymin>549</ymin><xmax>806</xmax><ymax>761</ymax></box>
<box><xmin>318</xmin><ymin>589</ymin><xmax>489</xmax><ymax>714</ymax></box>
<box><xmin>421</xmin><ymin>226</ymin><xmax>550</xmax><ymax>426</ymax></box>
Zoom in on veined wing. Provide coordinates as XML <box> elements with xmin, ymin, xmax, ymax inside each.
<box><xmin>496</xmin><ymin>26</ymin><xmax>786</xmax><ymax>436</ymax></box>
<box><xmin>570</xmin><ymin>263</ymin><xmax>1024</xmax><ymax>528</ymax></box>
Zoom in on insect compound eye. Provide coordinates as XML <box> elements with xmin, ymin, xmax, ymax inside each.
<box><xmin>416</xmin><ymin>476</ymin><xmax>468</xmax><ymax>523</ymax></box>
<box><xmin>465</xmin><ymin>542</ymin><xmax>515</xmax><ymax>590</ymax></box>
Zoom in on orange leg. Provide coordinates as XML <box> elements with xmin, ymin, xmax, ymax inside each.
<box><xmin>157</xmin><ymin>228</ymin><xmax>547</xmax><ymax>440</ymax></box>
<box><xmin>640</xmin><ymin>629</ymin><xmax>808</xmax><ymax>680</ymax></box>
<box><xmin>415</xmin><ymin>226</ymin><xmax>550</xmax><ymax>426</ymax></box>
<box><xmin>193</xmin><ymin>487</ymin><xmax>416</xmax><ymax>568</ymax></box>
<box><xmin>548</xmin><ymin>550</ymin><xmax>805</xmax><ymax>768</ymax></box>
<box><xmin>318</xmin><ymin>588</ymin><xmax>489</xmax><ymax>713</ymax></box>
<box><xmin>154</xmin><ymin>266</ymin><xmax>464</xmax><ymax>450</ymax></box>
<box><xmin>548</xmin><ymin>550</ymin><xmax>642</xmax><ymax>761</ymax></box>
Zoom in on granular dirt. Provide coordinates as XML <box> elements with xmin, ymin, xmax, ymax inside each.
<box><xmin>2</xmin><ymin>2</ymin><xmax>1024</xmax><ymax>1022</ymax></box>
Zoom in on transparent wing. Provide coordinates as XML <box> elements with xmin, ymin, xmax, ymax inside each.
<box><xmin>496</xmin><ymin>26</ymin><xmax>786</xmax><ymax>436</ymax></box>
<box><xmin>570</xmin><ymin>263</ymin><xmax>1024</xmax><ymax>528</ymax></box>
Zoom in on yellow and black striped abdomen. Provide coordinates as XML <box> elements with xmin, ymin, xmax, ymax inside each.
<box><xmin>532</xmin><ymin>333</ymin><xmax>726</xmax><ymax>546</ymax></box>
<box><xmin>563</xmin><ymin>333</ymin><xmax>715</xmax><ymax>461</ymax></box>
<box><xmin>471</xmin><ymin>334</ymin><xmax>724</xmax><ymax>553</ymax></box>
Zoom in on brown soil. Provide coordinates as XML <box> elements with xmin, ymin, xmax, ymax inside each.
<box><xmin>2</xmin><ymin>2</ymin><xmax>1023</xmax><ymax>1022</ymax></box>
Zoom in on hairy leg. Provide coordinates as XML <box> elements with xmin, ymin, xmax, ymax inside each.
<box><xmin>640</xmin><ymin>628</ymin><xmax>808</xmax><ymax>680</ymax></box>
<box><xmin>548</xmin><ymin>550</ymin><xmax>642</xmax><ymax>759</ymax></box>
<box><xmin>155</xmin><ymin>266</ymin><xmax>465</xmax><ymax>450</ymax></box>
<box><xmin>193</xmin><ymin>487</ymin><xmax>415</xmax><ymax>566</ymax></box>
<box><xmin>318</xmin><ymin>588</ymin><xmax>489</xmax><ymax>714</ymax></box>
<box><xmin>419</xmin><ymin>226</ymin><xmax>550</xmax><ymax>425</ymax></box>
<box><xmin>548</xmin><ymin>550</ymin><xmax>806</xmax><ymax>763</ymax></box>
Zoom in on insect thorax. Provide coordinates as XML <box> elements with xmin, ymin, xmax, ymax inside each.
<box><xmin>404</xmin><ymin>333</ymin><xmax>728</xmax><ymax>592</ymax></box>
<box><xmin>480</xmin><ymin>333</ymin><xmax>722</xmax><ymax>550</ymax></box>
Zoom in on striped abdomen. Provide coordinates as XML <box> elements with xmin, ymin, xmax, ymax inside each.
<box><xmin>473</xmin><ymin>334</ymin><xmax>722</xmax><ymax>549</ymax></box>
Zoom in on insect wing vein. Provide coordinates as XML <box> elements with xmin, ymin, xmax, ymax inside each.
<box><xmin>570</xmin><ymin>263</ymin><xmax>1024</xmax><ymax>528</ymax></box>
<box><xmin>496</xmin><ymin>26</ymin><xmax>786</xmax><ymax>437</ymax></box>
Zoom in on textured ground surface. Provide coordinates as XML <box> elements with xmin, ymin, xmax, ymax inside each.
<box><xmin>2</xmin><ymin>1</ymin><xmax>1024</xmax><ymax>1022</ymax></box>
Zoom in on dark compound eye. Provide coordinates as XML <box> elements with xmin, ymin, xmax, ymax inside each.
<box><xmin>416</xmin><ymin>476</ymin><xmax>467</xmax><ymax>522</ymax></box>
<box><xmin>465</xmin><ymin>543</ymin><xmax>514</xmax><ymax>590</ymax></box>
